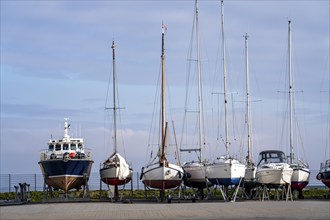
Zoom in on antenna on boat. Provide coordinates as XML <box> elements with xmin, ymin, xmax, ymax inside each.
<box><xmin>63</xmin><ymin>118</ymin><xmax>70</xmax><ymax>139</ymax></box>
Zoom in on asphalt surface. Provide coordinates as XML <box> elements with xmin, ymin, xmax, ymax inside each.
<box><xmin>1</xmin><ymin>200</ymin><xmax>329</xmax><ymax>220</ymax></box>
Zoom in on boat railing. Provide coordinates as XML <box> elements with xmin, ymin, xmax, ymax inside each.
<box><xmin>39</xmin><ymin>148</ymin><xmax>93</xmax><ymax>161</ymax></box>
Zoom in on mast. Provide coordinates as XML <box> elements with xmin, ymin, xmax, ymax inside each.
<box><xmin>288</xmin><ymin>20</ymin><xmax>294</xmax><ymax>164</ymax></box>
<box><xmin>195</xmin><ymin>0</ymin><xmax>204</xmax><ymax>162</ymax></box>
<box><xmin>160</xmin><ymin>23</ymin><xmax>166</xmax><ymax>163</ymax></box>
<box><xmin>244</xmin><ymin>33</ymin><xmax>253</xmax><ymax>166</ymax></box>
<box><xmin>112</xmin><ymin>41</ymin><xmax>118</xmax><ymax>154</ymax></box>
<box><xmin>221</xmin><ymin>0</ymin><xmax>230</xmax><ymax>158</ymax></box>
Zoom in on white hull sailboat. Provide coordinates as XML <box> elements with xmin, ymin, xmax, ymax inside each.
<box><xmin>140</xmin><ymin>24</ymin><xmax>183</xmax><ymax>193</ymax></box>
<box><xmin>141</xmin><ymin>161</ymin><xmax>183</xmax><ymax>190</ymax></box>
<box><xmin>256</xmin><ymin>150</ymin><xmax>293</xmax><ymax>187</ymax></box>
<box><xmin>183</xmin><ymin>162</ymin><xmax>210</xmax><ymax>189</ymax></box>
<box><xmin>207</xmin><ymin>0</ymin><xmax>246</xmax><ymax>187</ymax></box>
<box><xmin>291</xmin><ymin>167</ymin><xmax>310</xmax><ymax>190</ymax></box>
<box><xmin>207</xmin><ymin>158</ymin><xmax>246</xmax><ymax>186</ymax></box>
<box><xmin>100</xmin><ymin>41</ymin><xmax>132</xmax><ymax>191</ymax></box>
<box><xmin>285</xmin><ymin>20</ymin><xmax>310</xmax><ymax>194</ymax></box>
<box><xmin>180</xmin><ymin>0</ymin><xmax>212</xmax><ymax>190</ymax></box>
<box><xmin>100</xmin><ymin>153</ymin><xmax>132</xmax><ymax>186</ymax></box>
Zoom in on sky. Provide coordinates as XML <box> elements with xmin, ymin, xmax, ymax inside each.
<box><xmin>1</xmin><ymin>0</ymin><xmax>329</xmax><ymax>175</ymax></box>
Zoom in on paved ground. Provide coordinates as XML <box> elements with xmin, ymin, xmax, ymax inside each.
<box><xmin>1</xmin><ymin>200</ymin><xmax>329</xmax><ymax>220</ymax></box>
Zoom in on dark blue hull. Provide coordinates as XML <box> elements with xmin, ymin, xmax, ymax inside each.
<box><xmin>317</xmin><ymin>170</ymin><xmax>330</xmax><ymax>188</ymax></box>
<box><xmin>208</xmin><ymin>178</ymin><xmax>242</xmax><ymax>186</ymax></box>
<box><xmin>39</xmin><ymin>159</ymin><xmax>93</xmax><ymax>192</ymax></box>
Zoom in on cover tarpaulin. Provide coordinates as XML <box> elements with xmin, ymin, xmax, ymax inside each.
<box><xmin>106</xmin><ymin>153</ymin><xmax>131</xmax><ymax>180</ymax></box>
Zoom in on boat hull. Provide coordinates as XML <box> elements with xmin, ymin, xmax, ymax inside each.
<box><xmin>244</xmin><ymin>166</ymin><xmax>257</xmax><ymax>188</ymax></box>
<box><xmin>291</xmin><ymin>167</ymin><xmax>310</xmax><ymax>190</ymax></box>
<box><xmin>39</xmin><ymin>159</ymin><xmax>93</xmax><ymax>192</ymax></box>
<box><xmin>182</xmin><ymin>162</ymin><xmax>213</xmax><ymax>188</ymax></box>
<box><xmin>207</xmin><ymin>159</ymin><xmax>246</xmax><ymax>186</ymax></box>
<box><xmin>100</xmin><ymin>166</ymin><xmax>133</xmax><ymax>186</ymax></box>
<box><xmin>256</xmin><ymin>164</ymin><xmax>293</xmax><ymax>187</ymax></box>
<box><xmin>317</xmin><ymin>170</ymin><xmax>330</xmax><ymax>188</ymax></box>
<box><xmin>141</xmin><ymin>162</ymin><xmax>183</xmax><ymax>190</ymax></box>
<box><xmin>317</xmin><ymin>160</ymin><xmax>330</xmax><ymax>188</ymax></box>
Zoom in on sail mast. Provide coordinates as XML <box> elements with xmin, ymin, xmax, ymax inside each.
<box><xmin>195</xmin><ymin>0</ymin><xmax>204</xmax><ymax>162</ymax></box>
<box><xmin>288</xmin><ymin>20</ymin><xmax>294</xmax><ymax>164</ymax></box>
<box><xmin>221</xmin><ymin>0</ymin><xmax>229</xmax><ymax>158</ymax></box>
<box><xmin>160</xmin><ymin>23</ymin><xmax>166</xmax><ymax>163</ymax></box>
<box><xmin>244</xmin><ymin>33</ymin><xmax>252</xmax><ymax>165</ymax></box>
<box><xmin>112</xmin><ymin>41</ymin><xmax>118</xmax><ymax>154</ymax></box>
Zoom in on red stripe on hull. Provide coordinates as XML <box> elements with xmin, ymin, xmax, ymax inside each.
<box><xmin>322</xmin><ymin>179</ymin><xmax>330</xmax><ymax>188</ymax></box>
<box><xmin>101</xmin><ymin>177</ymin><xmax>131</xmax><ymax>186</ymax></box>
<box><xmin>142</xmin><ymin>180</ymin><xmax>182</xmax><ymax>190</ymax></box>
<box><xmin>291</xmin><ymin>182</ymin><xmax>308</xmax><ymax>191</ymax></box>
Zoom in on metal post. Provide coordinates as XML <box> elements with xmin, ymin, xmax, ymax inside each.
<box><xmin>34</xmin><ymin>174</ymin><xmax>37</xmax><ymax>191</ymax></box>
<box><xmin>136</xmin><ymin>172</ymin><xmax>139</xmax><ymax>190</ymax></box>
<box><xmin>99</xmin><ymin>177</ymin><xmax>102</xmax><ymax>199</ymax></box>
<box><xmin>131</xmin><ymin>176</ymin><xmax>133</xmax><ymax>199</ymax></box>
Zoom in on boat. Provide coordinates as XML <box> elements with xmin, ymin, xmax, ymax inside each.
<box><xmin>256</xmin><ymin>150</ymin><xmax>293</xmax><ymax>187</ymax></box>
<box><xmin>99</xmin><ymin>41</ymin><xmax>133</xmax><ymax>190</ymax></box>
<box><xmin>316</xmin><ymin>58</ymin><xmax>330</xmax><ymax>189</ymax></box>
<box><xmin>180</xmin><ymin>0</ymin><xmax>213</xmax><ymax>191</ymax></box>
<box><xmin>242</xmin><ymin>33</ymin><xmax>257</xmax><ymax>190</ymax></box>
<box><xmin>206</xmin><ymin>0</ymin><xmax>246</xmax><ymax>188</ymax></box>
<box><xmin>38</xmin><ymin>118</ymin><xmax>94</xmax><ymax>194</ymax></box>
<box><xmin>140</xmin><ymin>24</ymin><xmax>184</xmax><ymax>193</ymax></box>
<box><xmin>317</xmin><ymin>160</ymin><xmax>330</xmax><ymax>188</ymax></box>
<box><xmin>285</xmin><ymin>20</ymin><xmax>310</xmax><ymax>196</ymax></box>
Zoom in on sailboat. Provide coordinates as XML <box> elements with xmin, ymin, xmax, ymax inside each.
<box><xmin>140</xmin><ymin>24</ymin><xmax>184</xmax><ymax>192</ymax></box>
<box><xmin>242</xmin><ymin>33</ymin><xmax>257</xmax><ymax>189</ymax></box>
<box><xmin>206</xmin><ymin>0</ymin><xmax>246</xmax><ymax>187</ymax></box>
<box><xmin>100</xmin><ymin>41</ymin><xmax>133</xmax><ymax>191</ymax></box>
<box><xmin>255</xmin><ymin>21</ymin><xmax>299</xmax><ymax>188</ymax></box>
<box><xmin>316</xmin><ymin>44</ymin><xmax>330</xmax><ymax>189</ymax></box>
<box><xmin>180</xmin><ymin>0</ymin><xmax>213</xmax><ymax>191</ymax></box>
<box><xmin>317</xmin><ymin>160</ymin><xmax>330</xmax><ymax>188</ymax></box>
<box><xmin>285</xmin><ymin>20</ymin><xmax>310</xmax><ymax>197</ymax></box>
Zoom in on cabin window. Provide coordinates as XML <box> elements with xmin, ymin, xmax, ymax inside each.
<box><xmin>70</xmin><ymin>143</ymin><xmax>76</xmax><ymax>151</ymax></box>
<box><xmin>63</xmin><ymin>144</ymin><xmax>69</xmax><ymax>150</ymax></box>
<box><xmin>78</xmin><ymin>143</ymin><xmax>83</xmax><ymax>150</ymax></box>
<box><xmin>48</xmin><ymin>145</ymin><xmax>54</xmax><ymax>151</ymax></box>
<box><xmin>55</xmin><ymin>144</ymin><xmax>61</xmax><ymax>151</ymax></box>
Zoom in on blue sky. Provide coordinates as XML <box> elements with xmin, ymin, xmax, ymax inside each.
<box><xmin>1</xmin><ymin>0</ymin><xmax>329</xmax><ymax>175</ymax></box>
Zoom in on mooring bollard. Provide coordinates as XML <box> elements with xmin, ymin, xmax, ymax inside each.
<box><xmin>167</xmin><ymin>194</ymin><xmax>172</xmax><ymax>203</ymax></box>
<box><xmin>26</xmin><ymin>183</ymin><xmax>31</xmax><ymax>202</ymax></box>
<box><xmin>14</xmin><ymin>186</ymin><xmax>19</xmax><ymax>202</ymax></box>
<box><xmin>19</xmin><ymin>182</ymin><xmax>28</xmax><ymax>202</ymax></box>
<box><xmin>23</xmin><ymin>183</ymin><xmax>27</xmax><ymax>201</ymax></box>
<box><xmin>19</xmin><ymin>183</ymin><xmax>24</xmax><ymax>201</ymax></box>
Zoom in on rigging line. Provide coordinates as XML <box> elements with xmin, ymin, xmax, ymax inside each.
<box><xmin>146</xmin><ymin>59</ymin><xmax>162</xmax><ymax>164</ymax></box>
